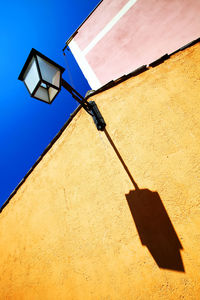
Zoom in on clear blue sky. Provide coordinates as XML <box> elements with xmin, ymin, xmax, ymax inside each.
<box><xmin>0</xmin><ymin>0</ymin><xmax>100</xmax><ymax>207</ymax></box>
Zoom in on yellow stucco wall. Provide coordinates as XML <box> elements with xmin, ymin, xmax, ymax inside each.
<box><xmin>1</xmin><ymin>43</ymin><xmax>200</xmax><ymax>299</ymax></box>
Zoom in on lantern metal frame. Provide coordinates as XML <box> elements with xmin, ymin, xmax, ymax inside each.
<box><xmin>18</xmin><ymin>48</ymin><xmax>65</xmax><ymax>104</ymax></box>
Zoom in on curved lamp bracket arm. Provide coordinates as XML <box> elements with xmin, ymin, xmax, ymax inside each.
<box><xmin>61</xmin><ymin>78</ymin><xmax>106</xmax><ymax>131</ymax></box>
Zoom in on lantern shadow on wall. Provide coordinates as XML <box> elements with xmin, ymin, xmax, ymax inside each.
<box><xmin>104</xmin><ymin>129</ymin><xmax>184</xmax><ymax>272</ymax></box>
<box><xmin>126</xmin><ymin>189</ymin><xmax>184</xmax><ymax>272</ymax></box>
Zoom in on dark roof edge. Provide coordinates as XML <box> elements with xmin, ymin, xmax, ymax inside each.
<box><xmin>63</xmin><ymin>0</ymin><xmax>103</xmax><ymax>51</ymax></box>
<box><xmin>85</xmin><ymin>37</ymin><xmax>200</xmax><ymax>100</ymax></box>
<box><xmin>0</xmin><ymin>105</ymin><xmax>82</xmax><ymax>213</ymax></box>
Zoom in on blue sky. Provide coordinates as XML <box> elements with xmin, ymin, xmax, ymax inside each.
<box><xmin>0</xmin><ymin>0</ymin><xmax>100</xmax><ymax>207</ymax></box>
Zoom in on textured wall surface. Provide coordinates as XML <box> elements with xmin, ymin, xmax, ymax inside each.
<box><xmin>0</xmin><ymin>44</ymin><xmax>200</xmax><ymax>299</ymax></box>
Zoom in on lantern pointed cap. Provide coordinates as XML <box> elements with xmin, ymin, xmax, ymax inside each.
<box><xmin>18</xmin><ymin>48</ymin><xmax>65</xmax><ymax>81</ymax></box>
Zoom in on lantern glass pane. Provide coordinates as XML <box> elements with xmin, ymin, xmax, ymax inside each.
<box><xmin>37</xmin><ymin>56</ymin><xmax>60</xmax><ymax>88</ymax></box>
<box><xmin>49</xmin><ymin>87</ymin><xmax>59</xmax><ymax>101</ymax></box>
<box><xmin>34</xmin><ymin>86</ymin><xmax>49</xmax><ymax>102</ymax></box>
<box><xmin>24</xmin><ymin>58</ymin><xmax>40</xmax><ymax>93</ymax></box>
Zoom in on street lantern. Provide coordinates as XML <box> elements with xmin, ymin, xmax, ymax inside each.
<box><xmin>18</xmin><ymin>48</ymin><xmax>106</xmax><ymax>131</ymax></box>
<box><xmin>18</xmin><ymin>48</ymin><xmax>65</xmax><ymax>104</ymax></box>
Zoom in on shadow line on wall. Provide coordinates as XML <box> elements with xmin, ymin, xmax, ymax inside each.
<box><xmin>104</xmin><ymin>128</ymin><xmax>185</xmax><ymax>272</ymax></box>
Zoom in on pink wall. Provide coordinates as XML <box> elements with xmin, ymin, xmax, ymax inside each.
<box><xmin>68</xmin><ymin>0</ymin><xmax>200</xmax><ymax>89</ymax></box>
<box><xmin>74</xmin><ymin>0</ymin><xmax>128</xmax><ymax>50</ymax></box>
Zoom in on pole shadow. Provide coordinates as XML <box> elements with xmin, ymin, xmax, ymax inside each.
<box><xmin>104</xmin><ymin>129</ymin><xmax>184</xmax><ymax>272</ymax></box>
